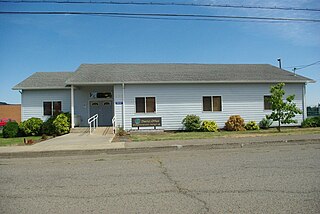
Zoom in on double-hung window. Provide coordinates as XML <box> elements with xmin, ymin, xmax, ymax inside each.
<box><xmin>136</xmin><ymin>97</ymin><xmax>156</xmax><ymax>113</ymax></box>
<box><xmin>43</xmin><ymin>101</ymin><xmax>62</xmax><ymax>116</ymax></box>
<box><xmin>264</xmin><ymin>96</ymin><xmax>272</xmax><ymax>110</ymax></box>
<box><xmin>203</xmin><ymin>96</ymin><xmax>222</xmax><ymax>112</ymax></box>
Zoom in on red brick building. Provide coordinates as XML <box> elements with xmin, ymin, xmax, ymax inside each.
<box><xmin>0</xmin><ymin>104</ymin><xmax>21</xmax><ymax>123</ymax></box>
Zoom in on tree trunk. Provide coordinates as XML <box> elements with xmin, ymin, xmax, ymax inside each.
<box><xmin>278</xmin><ymin>120</ymin><xmax>281</xmax><ymax>132</ymax></box>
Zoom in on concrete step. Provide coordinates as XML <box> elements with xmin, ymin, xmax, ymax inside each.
<box><xmin>70</xmin><ymin>127</ymin><xmax>89</xmax><ymax>134</ymax></box>
<box><xmin>93</xmin><ymin>127</ymin><xmax>114</xmax><ymax>136</ymax></box>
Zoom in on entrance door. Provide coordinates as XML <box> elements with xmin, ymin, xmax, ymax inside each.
<box><xmin>89</xmin><ymin>100</ymin><xmax>113</xmax><ymax>126</ymax></box>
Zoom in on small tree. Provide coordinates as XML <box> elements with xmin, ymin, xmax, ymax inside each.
<box><xmin>266</xmin><ymin>83</ymin><xmax>302</xmax><ymax>132</ymax></box>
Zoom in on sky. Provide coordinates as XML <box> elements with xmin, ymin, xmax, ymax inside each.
<box><xmin>0</xmin><ymin>0</ymin><xmax>319</xmax><ymax>106</ymax></box>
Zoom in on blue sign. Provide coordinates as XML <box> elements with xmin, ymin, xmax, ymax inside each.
<box><xmin>115</xmin><ymin>101</ymin><xmax>123</xmax><ymax>105</ymax></box>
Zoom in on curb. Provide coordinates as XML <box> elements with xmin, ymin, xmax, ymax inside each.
<box><xmin>0</xmin><ymin>138</ymin><xmax>319</xmax><ymax>159</ymax></box>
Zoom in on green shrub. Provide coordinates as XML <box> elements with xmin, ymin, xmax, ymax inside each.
<box><xmin>19</xmin><ymin>117</ymin><xmax>43</xmax><ymax>136</ymax></box>
<box><xmin>259</xmin><ymin>118</ymin><xmax>273</xmax><ymax>129</ymax></box>
<box><xmin>201</xmin><ymin>120</ymin><xmax>218</xmax><ymax>132</ymax></box>
<box><xmin>2</xmin><ymin>121</ymin><xmax>19</xmax><ymax>138</ymax></box>
<box><xmin>41</xmin><ymin>134</ymin><xmax>48</xmax><ymax>140</ymax></box>
<box><xmin>52</xmin><ymin>113</ymin><xmax>70</xmax><ymax>135</ymax></box>
<box><xmin>245</xmin><ymin>121</ymin><xmax>260</xmax><ymax>130</ymax></box>
<box><xmin>301</xmin><ymin>116</ymin><xmax>320</xmax><ymax>128</ymax></box>
<box><xmin>182</xmin><ymin>115</ymin><xmax>201</xmax><ymax>131</ymax></box>
<box><xmin>42</xmin><ymin>116</ymin><xmax>56</xmax><ymax>135</ymax></box>
<box><xmin>42</xmin><ymin>112</ymin><xmax>71</xmax><ymax>136</ymax></box>
<box><xmin>225</xmin><ymin>115</ymin><xmax>246</xmax><ymax>131</ymax></box>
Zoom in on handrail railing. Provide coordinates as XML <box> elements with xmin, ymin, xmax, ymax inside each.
<box><xmin>112</xmin><ymin>116</ymin><xmax>116</xmax><ymax>134</ymax></box>
<box><xmin>88</xmin><ymin>114</ymin><xmax>98</xmax><ymax>134</ymax></box>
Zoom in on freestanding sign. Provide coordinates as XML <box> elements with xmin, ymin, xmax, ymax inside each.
<box><xmin>132</xmin><ymin>117</ymin><xmax>162</xmax><ymax>129</ymax></box>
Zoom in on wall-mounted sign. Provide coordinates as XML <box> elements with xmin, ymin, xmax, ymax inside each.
<box><xmin>132</xmin><ymin>117</ymin><xmax>162</xmax><ymax>127</ymax></box>
<box><xmin>115</xmin><ymin>101</ymin><xmax>123</xmax><ymax>105</ymax></box>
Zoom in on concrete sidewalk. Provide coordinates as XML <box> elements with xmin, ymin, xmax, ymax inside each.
<box><xmin>0</xmin><ymin>133</ymin><xmax>319</xmax><ymax>158</ymax></box>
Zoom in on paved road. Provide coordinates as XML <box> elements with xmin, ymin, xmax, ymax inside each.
<box><xmin>1</xmin><ymin>143</ymin><xmax>319</xmax><ymax>213</ymax></box>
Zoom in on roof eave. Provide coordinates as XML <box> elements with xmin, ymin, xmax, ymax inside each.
<box><xmin>12</xmin><ymin>86</ymin><xmax>70</xmax><ymax>90</ymax></box>
<box><xmin>66</xmin><ymin>80</ymin><xmax>313</xmax><ymax>85</ymax></box>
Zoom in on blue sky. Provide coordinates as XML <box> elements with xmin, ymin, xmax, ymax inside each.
<box><xmin>0</xmin><ymin>0</ymin><xmax>319</xmax><ymax>105</ymax></box>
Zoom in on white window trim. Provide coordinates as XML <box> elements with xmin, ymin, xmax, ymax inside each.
<box><xmin>135</xmin><ymin>96</ymin><xmax>157</xmax><ymax>114</ymax></box>
<box><xmin>202</xmin><ymin>95</ymin><xmax>223</xmax><ymax>112</ymax></box>
<box><xmin>43</xmin><ymin>100</ymin><xmax>62</xmax><ymax>116</ymax></box>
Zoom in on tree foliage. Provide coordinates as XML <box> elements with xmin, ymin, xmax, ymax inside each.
<box><xmin>266</xmin><ymin>83</ymin><xmax>302</xmax><ymax>132</ymax></box>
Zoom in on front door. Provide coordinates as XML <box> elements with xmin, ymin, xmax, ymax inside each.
<box><xmin>89</xmin><ymin>100</ymin><xmax>113</xmax><ymax>126</ymax></box>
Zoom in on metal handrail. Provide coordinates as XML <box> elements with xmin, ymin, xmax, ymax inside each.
<box><xmin>88</xmin><ymin>114</ymin><xmax>98</xmax><ymax>134</ymax></box>
<box><xmin>112</xmin><ymin>116</ymin><xmax>116</xmax><ymax>134</ymax></box>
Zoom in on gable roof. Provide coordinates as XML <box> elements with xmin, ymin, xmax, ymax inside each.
<box><xmin>66</xmin><ymin>64</ymin><xmax>314</xmax><ymax>85</ymax></box>
<box><xmin>13</xmin><ymin>64</ymin><xmax>315</xmax><ymax>90</ymax></box>
<box><xmin>13</xmin><ymin>72</ymin><xmax>73</xmax><ymax>90</ymax></box>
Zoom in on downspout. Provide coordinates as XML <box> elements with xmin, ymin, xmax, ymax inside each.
<box><xmin>71</xmin><ymin>85</ymin><xmax>75</xmax><ymax>128</ymax></box>
<box><xmin>302</xmin><ymin>83</ymin><xmax>307</xmax><ymax>121</ymax></box>
<box><xmin>122</xmin><ymin>83</ymin><xmax>125</xmax><ymax>130</ymax></box>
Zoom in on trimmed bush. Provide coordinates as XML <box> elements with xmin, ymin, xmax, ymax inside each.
<box><xmin>301</xmin><ymin>116</ymin><xmax>320</xmax><ymax>128</ymax></box>
<box><xmin>259</xmin><ymin>118</ymin><xmax>273</xmax><ymax>129</ymax></box>
<box><xmin>245</xmin><ymin>121</ymin><xmax>260</xmax><ymax>130</ymax></box>
<box><xmin>52</xmin><ymin>113</ymin><xmax>70</xmax><ymax>135</ymax></box>
<box><xmin>2</xmin><ymin>121</ymin><xmax>19</xmax><ymax>138</ymax></box>
<box><xmin>19</xmin><ymin>118</ymin><xmax>43</xmax><ymax>136</ymax></box>
<box><xmin>182</xmin><ymin>115</ymin><xmax>201</xmax><ymax>131</ymax></box>
<box><xmin>201</xmin><ymin>120</ymin><xmax>218</xmax><ymax>132</ymax></box>
<box><xmin>42</xmin><ymin>116</ymin><xmax>56</xmax><ymax>135</ymax></box>
<box><xmin>42</xmin><ymin>112</ymin><xmax>71</xmax><ymax>136</ymax></box>
<box><xmin>225</xmin><ymin>115</ymin><xmax>245</xmax><ymax>131</ymax></box>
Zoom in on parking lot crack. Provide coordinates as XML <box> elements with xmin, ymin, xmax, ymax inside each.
<box><xmin>155</xmin><ymin>158</ymin><xmax>210</xmax><ymax>213</ymax></box>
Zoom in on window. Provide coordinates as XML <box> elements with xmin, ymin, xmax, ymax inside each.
<box><xmin>136</xmin><ymin>97</ymin><xmax>156</xmax><ymax>113</ymax></box>
<box><xmin>43</xmin><ymin>101</ymin><xmax>61</xmax><ymax>116</ymax></box>
<box><xmin>89</xmin><ymin>92</ymin><xmax>112</xmax><ymax>99</ymax></box>
<box><xmin>264</xmin><ymin>96</ymin><xmax>272</xmax><ymax>110</ymax></box>
<box><xmin>203</xmin><ymin>96</ymin><xmax>222</xmax><ymax>112</ymax></box>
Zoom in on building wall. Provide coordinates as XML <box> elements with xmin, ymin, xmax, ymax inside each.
<box><xmin>21</xmin><ymin>89</ymin><xmax>71</xmax><ymax>122</ymax></box>
<box><xmin>0</xmin><ymin>104</ymin><xmax>21</xmax><ymax>123</ymax></box>
<box><xmin>114</xmin><ymin>83</ymin><xmax>304</xmax><ymax>130</ymax></box>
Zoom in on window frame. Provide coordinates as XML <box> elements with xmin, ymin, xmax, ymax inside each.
<box><xmin>43</xmin><ymin>101</ymin><xmax>62</xmax><ymax>116</ymax></box>
<box><xmin>135</xmin><ymin>97</ymin><xmax>157</xmax><ymax>114</ymax></box>
<box><xmin>264</xmin><ymin>95</ymin><xmax>272</xmax><ymax>111</ymax></box>
<box><xmin>202</xmin><ymin>96</ymin><xmax>223</xmax><ymax>112</ymax></box>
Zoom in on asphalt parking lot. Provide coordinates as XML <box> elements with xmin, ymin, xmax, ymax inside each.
<box><xmin>1</xmin><ymin>142</ymin><xmax>319</xmax><ymax>213</ymax></box>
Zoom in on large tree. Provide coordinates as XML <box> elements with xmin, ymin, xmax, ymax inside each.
<box><xmin>267</xmin><ymin>83</ymin><xmax>302</xmax><ymax>132</ymax></box>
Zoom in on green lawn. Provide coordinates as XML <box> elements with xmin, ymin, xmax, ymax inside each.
<box><xmin>129</xmin><ymin>127</ymin><xmax>320</xmax><ymax>142</ymax></box>
<box><xmin>0</xmin><ymin>133</ymin><xmax>42</xmax><ymax>146</ymax></box>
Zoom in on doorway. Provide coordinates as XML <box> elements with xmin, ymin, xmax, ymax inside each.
<box><xmin>89</xmin><ymin>100</ymin><xmax>113</xmax><ymax>126</ymax></box>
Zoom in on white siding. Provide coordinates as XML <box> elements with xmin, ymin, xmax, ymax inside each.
<box><xmin>114</xmin><ymin>83</ymin><xmax>304</xmax><ymax>130</ymax></box>
<box><xmin>21</xmin><ymin>89</ymin><xmax>71</xmax><ymax>122</ymax></box>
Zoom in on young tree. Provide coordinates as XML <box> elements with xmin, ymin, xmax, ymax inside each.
<box><xmin>266</xmin><ymin>83</ymin><xmax>302</xmax><ymax>132</ymax></box>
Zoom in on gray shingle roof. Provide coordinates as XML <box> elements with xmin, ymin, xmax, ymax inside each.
<box><xmin>66</xmin><ymin>64</ymin><xmax>314</xmax><ymax>85</ymax></box>
<box><xmin>13</xmin><ymin>72</ymin><xmax>73</xmax><ymax>90</ymax></box>
<box><xmin>13</xmin><ymin>64</ymin><xmax>315</xmax><ymax>89</ymax></box>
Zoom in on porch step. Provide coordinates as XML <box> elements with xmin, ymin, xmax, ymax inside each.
<box><xmin>93</xmin><ymin>127</ymin><xmax>114</xmax><ymax>136</ymax></box>
<box><xmin>70</xmin><ymin>127</ymin><xmax>90</xmax><ymax>134</ymax></box>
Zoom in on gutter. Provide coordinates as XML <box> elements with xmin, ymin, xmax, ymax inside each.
<box><xmin>64</xmin><ymin>80</ymin><xmax>315</xmax><ymax>85</ymax></box>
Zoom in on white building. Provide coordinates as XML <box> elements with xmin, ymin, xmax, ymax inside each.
<box><xmin>13</xmin><ymin>64</ymin><xmax>315</xmax><ymax>130</ymax></box>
